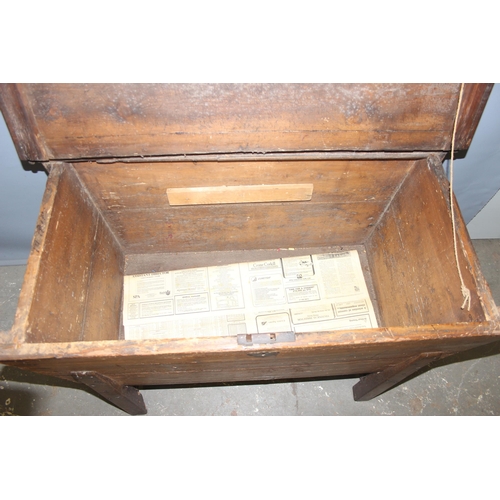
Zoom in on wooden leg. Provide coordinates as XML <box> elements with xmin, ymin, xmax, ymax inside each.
<box><xmin>71</xmin><ymin>371</ymin><xmax>147</xmax><ymax>415</ymax></box>
<box><xmin>352</xmin><ymin>352</ymin><xmax>444</xmax><ymax>402</ymax></box>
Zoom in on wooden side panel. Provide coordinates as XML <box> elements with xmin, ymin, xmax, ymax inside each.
<box><xmin>366</xmin><ymin>158</ymin><xmax>485</xmax><ymax>327</ymax></box>
<box><xmin>75</xmin><ymin>160</ymin><xmax>412</xmax><ymax>210</ymax></box>
<box><xmin>3</xmin><ymin>324</ymin><xmax>499</xmax><ymax>387</ymax></box>
<box><xmin>75</xmin><ymin>159</ymin><xmax>412</xmax><ymax>253</ymax></box>
<box><xmin>106</xmin><ymin>202</ymin><xmax>386</xmax><ymax>253</ymax></box>
<box><xmin>2</xmin><ymin>84</ymin><xmax>477</xmax><ymax>161</ymax></box>
<box><xmin>25</xmin><ymin>165</ymin><xmax>123</xmax><ymax>343</ymax></box>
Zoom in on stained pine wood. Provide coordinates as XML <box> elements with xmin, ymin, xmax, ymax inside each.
<box><xmin>166</xmin><ymin>183</ymin><xmax>314</xmax><ymax>205</ymax></box>
<box><xmin>352</xmin><ymin>352</ymin><xmax>445</xmax><ymax>401</ymax></box>
<box><xmin>0</xmin><ymin>84</ymin><xmax>493</xmax><ymax>161</ymax></box>
<box><xmin>74</xmin><ymin>159</ymin><xmax>414</xmax><ymax>253</ymax></box>
<box><xmin>2</xmin><ymin>324</ymin><xmax>499</xmax><ymax>389</ymax></box>
<box><xmin>23</xmin><ymin>166</ymin><xmax>123</xmax><ymax>343</ymax></box>
<box><xmin>74</xmin><ymin>159</ymin><xmax>413</xmax><ymax>209</ymax></box>
<box><xmin>25</xmin><ymin>166</ymin><xmax>98</xmax><ymax>343</ymax></box>
<box><xmin>123</xmin><ymin>245</ymin><xmax>371</xmax><ymax>275</ymax></box>
<box><xmin>0</xmin><ymin>83</ymin><xmax>499</xmax><ymax>413</ymax></box>
<box><xmin>72</xmin><ymin>371</ymin><xmax>147</xmax><ymax>415</ymax></box>
<box><xmin>107</xmin><ymin>201</ymin><xmax>387</xmax><ymax>253</ymax></box>
<box><xmin>81</xmin><ymin>216</ymin><xmax>123</xmax><ymax>342</ymax></box>
<box><xmin>1</xmin><ymin>153</ymin><xmax>498</xmax><ymax>409</ymax></box>
<box><xmin>9</xmin><ymin>164</ymin><xmax>63</xmax><ymax>344</ymax></box>
<box><xmin>366</xmin><ymin>156</ymin><xmax>485</xmax><ymax>327</ymax></box>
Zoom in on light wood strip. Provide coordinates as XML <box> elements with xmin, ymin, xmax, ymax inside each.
<box><xmin>167</xmin><ymin>183</ymin><xmax>313</xmax><ymax>205</ymax></box>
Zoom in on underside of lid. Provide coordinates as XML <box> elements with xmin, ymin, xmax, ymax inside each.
<box><xmin>0</xmin><ymin>83</ymin><xmax>493</xmax><ymax>162</ymax></box>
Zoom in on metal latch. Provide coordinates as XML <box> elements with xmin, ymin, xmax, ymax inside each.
<box><xmin>237</xmin><ymin>331</ymin><xmax>296</xmax><ymax>346</ymax></box>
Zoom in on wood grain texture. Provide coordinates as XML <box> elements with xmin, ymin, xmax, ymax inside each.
<box><xmin>0</xmin><ymin>83</ymin><xmax>50</xmax><ymax>160</ymax></box>
<box><xmin>80</xmin><ymin>216</ymin><xmax>124</xmax><ymax>342</ymax></box>
<box><xmin>0</xmin><ymin>84</ymin><xmax>477</xmax><ymax>161</ymax></box>
<box><xmin>0</xmin><ymin>84</ymin><xmax>497</xmax><ymax>411</ymax></box>
<box><xmin>75</xmin><ymin>159</ymin><xmax>413</xmax><ymax>210</ymax></box>
<box><xmin>24</xmin><ymin>164</ymin><xmax>124</xmax><ymax>343</ymax></box>
<box><xmin>1</xmin><ymin>323</ymin><xmax>499</xmax><ymax>387</ymax></box>
<box><xmin>72</xmin><ymin>371</ymin><xmax>147</xmax><ymax>415</ymax></box>
<box><xmin>10</xmin><ymin>164</ymin><xmax>63</xmax><ymax>344</ymax></box>
<box><xmin>454</xmin><ymin>84</ymin><xmax>494</xmax><ymax>151</ymax></box>
<box><xmin>106</xmin><ymin>202</ymin><xmax>386</xmax><ymax>254</ymax></box>
<box><xmin>352</xmin><ymin>352</ymin><xmax>445</xmax><ymax>401</ymax></box>
<box><xmin>123</xmin><ymin>245</ymin><xmax>370</xmax><ymax>274</ymax></box>
<box><xmin>427</xmin><ymin>154</ymin><xmax>500</xmax><ymax>322</ymax></box>
<box><xmin>74</xmin><ymin>159</ymin><xmax>413</xmax><ymax>253</ymax></box>
<box><xmin>166</xmin><ymin>184</ymin><xmax>314</xmax><ymax>205</ymax></box>
<box><xmin>366</xmin><ymin>158</ymin><xmax>486</xmax><ymax>327</ymax></box>
<box><xmin>26</xmin><ymin>166</ymin><xmax>98</xmax><ymax>342</ymax></box>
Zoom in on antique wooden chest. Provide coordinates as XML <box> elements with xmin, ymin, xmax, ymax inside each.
<box><xmin>0</xmin><ymin>83</ymin><xmax>498</xmax><ymax>415</ymax></box>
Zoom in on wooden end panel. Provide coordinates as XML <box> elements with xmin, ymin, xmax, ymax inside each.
<box><xmin>11</xmin><ymin>166</ymin><xmax>62</xmax><ymax>342</ymax></box>
<box><xmin>366</xmin><ymin>159</ymin><xmax>485</xmax><ymax>327</ymax></box>
<box><xmin>25</xmin><ymin>166</ymin><xmax>98</xmax><ymax>342</ymax></box>
<box><xmin>25</xmin><ymin>165</ymin><xmax>123</xmax><ymax>343</ymax></box>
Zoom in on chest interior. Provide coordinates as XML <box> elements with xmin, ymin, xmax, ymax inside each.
<box><xmin>21</xmin><ymin>153</ymin><xmax>490</xmax><ymax>343</ymax></box>
<box><xmin>1</xmin><ymin>83</ymin><xmax>496</xmax><ymax>348</ymax></box>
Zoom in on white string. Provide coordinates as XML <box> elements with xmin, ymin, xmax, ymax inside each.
<box><xmin>449</xmin><ymin>83</ymin><xmax>471</xmax><ymax>311</ymax></box>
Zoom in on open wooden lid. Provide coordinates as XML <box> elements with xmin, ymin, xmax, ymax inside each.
<box><xmin>0</xmin><ymin>83</ymin><xmax>492</xmax><ymax>162</ymax></box>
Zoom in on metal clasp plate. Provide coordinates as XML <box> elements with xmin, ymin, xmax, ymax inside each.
<box><xmin>237</xmin><ymin>331</ymin><xmax>296</xmax><ymax>346</ymax></box>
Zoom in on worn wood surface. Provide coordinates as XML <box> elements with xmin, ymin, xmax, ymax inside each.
<box><xmin>455</xmin><ymin>84</ymin><xmax>494</xmax><ymax>152</ymax></box>
<box><xmin>0</xmin><ymin>84</ymin><xmax>49</xmax><ymax>160</ymax></box>
<box><xmin>23</xmin><ymin>166</ymin><xmax>123</xmax><ymax>343</ymax></box>
<box><xmin>72</xmin><ymin>371</ymin><xmax>147</xmax><ymax>415</ymax></box>
<box><xmin>1</xmin><ymin>324</ymin><xmax>499</xmax><ymax>388</ymax></box>
<box><xmin>352</xmin><ymin>352</ymin><xmax>445</xmax><ymax>401</ymax></box>
<box><xmin>166</xmin><ymin>183</ymin><xmax>314</xmax><ymax>205</ymax></box>
<box><xmin>366</xmin><ymin>158</ymin><xmax>486</xmax><ymax>327</ymax></box>
<box><xmin>80</xmin><ymin>215</ymin><xmax>124</xmax><ymax>342</ymax></box>
<box><xmin>0</xmin><ymin>84</ymin><xmax>498</xmax><ymax>410</ymax></box>
<box><xmin>9</xmin><ymin>164</ymin><xmax>63</xmax><ymax>344</ymax></box>
<box><xmin>123</xmin><ymin>245</ymin><xmax>371</xmax><ymax>274</ymax></box>
<box><xmin>109</xmin><ymin>201</ymin><xmax>388</xmax><ymax>253</ymax></box>
<box><xmin>0</xmin><ymin>84</ymin><xmax>492</xmax><ymax>161</ymax></box>
<box><xmin>75</xmin><ymin>159</ymin><xmax>413</xmax><ymax>253</ymax></box>
<box><xmin>75</xmin><ymin>159</ymin><xmax>412</xmax><ymax>208</ymax></box>
<box><xmin>427</xmin><ymin>155</ymin><xmax>500</xmax><ymax>322</ymax></box>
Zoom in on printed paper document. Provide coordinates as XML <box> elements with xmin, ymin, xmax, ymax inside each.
<box><xmin>122</xmin><ymin>250</ymin><xmax>378</xmax><ymax>340</ymax></box>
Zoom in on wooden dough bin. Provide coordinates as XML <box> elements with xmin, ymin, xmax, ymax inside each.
<box><xmin>0</xmin><ymin>84</ymin><xmax>498</xmax><ymax>415</ymax></box>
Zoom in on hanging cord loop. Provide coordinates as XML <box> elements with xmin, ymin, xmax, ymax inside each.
<box><xmin>449</xmin><ymin>83</ymin><xmax>471</xmax><ymax>311</ymax></box>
